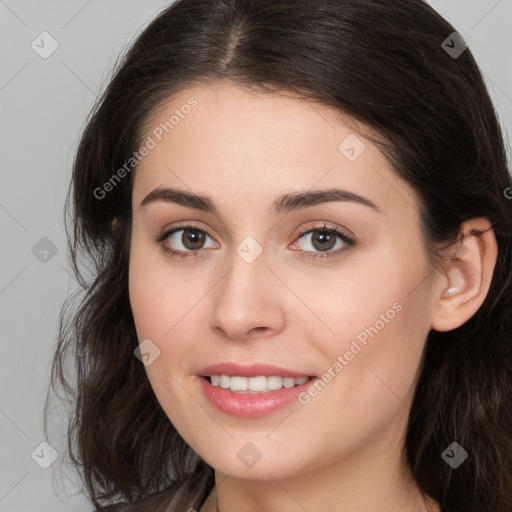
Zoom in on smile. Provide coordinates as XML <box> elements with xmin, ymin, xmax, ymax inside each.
<box><xmin>208</xmin><ymin>375</ymin><xmax>311</xmax><ymax>393</ymax></box>
<box><xmin>197</xmin><ymin>375</ymin><xmax>318</xmax><ymax>417</ymax></box>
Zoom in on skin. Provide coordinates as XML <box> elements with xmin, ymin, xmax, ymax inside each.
<box><xmin>128</xmin><ymin>81</ymin><xmax>497</xmax><ymax>512</ymax></box>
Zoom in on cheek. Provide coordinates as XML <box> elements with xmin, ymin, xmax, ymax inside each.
<box><xmin>309</xmin><ymin>244</ymin><xmax>432</xmax><ymax>409</ymax></box>
<box><xmin>128</xmin><ymin>232</ymin><xmax>192</xmax><ymax>341</ymax></box>
<box><xmin>127</xmin><ymin>235</ymin><xmax>209</xmax><ymax>395</ymax></box>
<box><xmin>128</xmin><ymin>264</ymin><xmax>163</xmax><ymax>342</ymax></box>
<box><xmin>289</xmin><ymin>291</ymin><xmax>431</xmax><ymax>469</ymax></box>
<box><xmin>307</xmin><ymin>244</ymin><xmax>425</xmax><ymax>349</ymax></box>
<box><xmin>128</xmin><ymin>244</ymin><xmax>200</xmax><ymax>430</ymax></box>
<box><xmin>323</xmin><ymin>290</ymin><xmax>431</xmax><ymax>424</ymax></box>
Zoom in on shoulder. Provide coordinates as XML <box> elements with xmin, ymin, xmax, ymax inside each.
<box><xmin>91</xmin><ymin>484</ymin><xmax>193</xmax><ymax>512</ymax></box>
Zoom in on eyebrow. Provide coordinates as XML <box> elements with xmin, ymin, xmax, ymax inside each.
<box><xmin>139</xmin><ymin>186</ymin><xmax>381</xmax><ymax>215</ymax></box>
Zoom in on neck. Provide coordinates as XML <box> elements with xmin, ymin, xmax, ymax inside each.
<box><xmin>209</xmin><ymin>468</ymin><xmax>439</xmax><ymax>512</ymax></box>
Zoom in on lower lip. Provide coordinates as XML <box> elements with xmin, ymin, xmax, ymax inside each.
<box><xmin>196</xmin><ymin>376</ymin><xmax>318</xmax><ymax>418</ymax></box>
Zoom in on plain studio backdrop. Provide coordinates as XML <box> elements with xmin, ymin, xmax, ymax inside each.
<box><xmin>0</xmin><ymin>1</ymin><xmax>511</xmax><ymax>511</ymax></box>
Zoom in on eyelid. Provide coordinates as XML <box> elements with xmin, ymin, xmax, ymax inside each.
<box><xmin>154</xmin><ymin>223</ymin><xmax>218</xmax><ymax>249</ymax></box>
<box><xmin>293</xmin><ymin>221</ymin><xmax>355</xmax><ymax>242</ymax></box>
<box><xmin>289</xmin><ymin>222</ymin><xmax>356</xmax><ymax>256</ymax></box>
<box><xmin>153</xmin><ymin>221</ymin><xmax>356</xmax><ymax>260</ymax></box>
<box><xmin>154</xmin><ymin>220</ymin><xmax>213</xmax><ymax>241</ymax></box>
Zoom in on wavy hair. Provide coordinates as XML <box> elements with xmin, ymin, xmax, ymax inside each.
<box><xmin>45</xmin><ymin>0</ymin><xmax>512</xmax><ymax>510</ymax></box>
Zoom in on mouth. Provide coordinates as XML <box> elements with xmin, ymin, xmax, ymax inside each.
<box><xmin>203</xmin><ymin>375</ymin><xmax>314</xmax><ymax>393</ymax></box>
<box><xmin>196</xmin><ymin>363</ymin><xmax>318</xmax><ymax>416</ymax></box>
<box><xmin>197</xmin><ymin>372</ymin><xmax>319</xmax><ymax>418</ymax></box>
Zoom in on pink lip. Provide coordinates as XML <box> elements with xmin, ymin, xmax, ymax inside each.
<box><xmin>196</xmin><ymin>375</ymin><xmax>318</xmax><ymax>418</ymax></box>
<box><xmin>197</xmin><ymin>362</ymin><xmax>313</xmax><ymax>379</ymax></box>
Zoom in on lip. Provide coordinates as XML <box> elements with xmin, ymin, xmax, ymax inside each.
<box><xmin>197</xmin><ymin>362</ymin><xmax>313</xmax><ymax>379</ymax></box>
<box><xmin>196</xmin><ymin>374</ymin><xmax>318</xmax><ymax>418</ymax></box>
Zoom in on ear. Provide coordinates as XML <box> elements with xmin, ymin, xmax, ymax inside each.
<box><xmin>430</xmin><ymin>217</ymin><xmax>498</xmax><ymax>332</ymax></box>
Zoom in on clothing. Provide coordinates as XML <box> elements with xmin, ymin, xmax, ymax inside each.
<box><xmin>92</xmin><ymin>483</ymin><xmax>206</xmax><ymax>512</ymax></box>
<box><xmin>92</xmin><ymin>464</ymin><xmax>215</xmax><ymax>511</ymax></box>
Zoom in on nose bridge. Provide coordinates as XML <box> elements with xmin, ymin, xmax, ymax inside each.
<box><xmin>210</xmin><ymin>234</ymin><xmax>285</xmax><ymax>339</ymax></box>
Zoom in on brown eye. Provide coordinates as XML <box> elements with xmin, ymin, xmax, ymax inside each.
<box><xmin>156</xmin><ymin>225</ymin><xmax>218</xmax><ymax>258</ymax></box>
<box><xmin>309</xmin><ymin>230</ymin><xmax>337</xmax><ymax>252</ymax></box>
<box><xmin>179</xmin><ymin>228</ymin><xmax>206</xmax><ymax>250</ymax></box>
<box><xmin>290</xmin><ymin>225</ymin><xmax>356</xmax><ymax>260</ymax></box>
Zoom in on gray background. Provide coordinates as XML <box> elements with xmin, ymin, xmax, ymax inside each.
<box><xmin>0</xmin><ymin>1</ymin><xmax>511</xmax><ymax>511</ymax></box>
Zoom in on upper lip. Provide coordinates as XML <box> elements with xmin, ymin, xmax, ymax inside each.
<box><xmin>197</xmin><ymin>363</ymin><xmax>314</xmax><ymax>379</ymax></box>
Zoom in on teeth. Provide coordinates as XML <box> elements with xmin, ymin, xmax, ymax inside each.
<box><xmin>208</xmin><ymin>375</ymin><xmax>310</xmax><ymax>393</ymax></box>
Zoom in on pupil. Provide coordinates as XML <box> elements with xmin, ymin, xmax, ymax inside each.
<box><xmin>183</xmin><ymin>229</ymin><xmax>204</xmax><ymax>249</ymax></box>
<box><xmin>313</xmin><ymin>231</ymin><xmax>335</xmax><ymax>251</ymax></box>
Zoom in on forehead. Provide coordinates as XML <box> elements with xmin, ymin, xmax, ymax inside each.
<box><xmin>132</xmin><ymin>82</ymin><xmax>420</xmax><ymax>222</ymax></box>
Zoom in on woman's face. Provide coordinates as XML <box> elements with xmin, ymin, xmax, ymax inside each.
<box><xmin>128</xmin><ymin>82</ymin><xmax>440</xmax><ymax>483</ymax></box>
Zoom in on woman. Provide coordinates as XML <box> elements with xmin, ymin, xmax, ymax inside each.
<box><xmin>45</xmin><ymin>0</ymin><xmax>512</xmax><ymax>511</ymax></box>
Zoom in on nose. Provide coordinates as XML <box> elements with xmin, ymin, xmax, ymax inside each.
<box><xmin>209</xmin><ymin>244</ymin><xmax>287</xmax><ymax>342</ymax></box>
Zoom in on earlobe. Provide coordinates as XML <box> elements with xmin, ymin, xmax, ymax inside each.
<box><xmin>431</xmin><ymin>218</ymin><xmax>498</xmax><ymax>332</ymax></box>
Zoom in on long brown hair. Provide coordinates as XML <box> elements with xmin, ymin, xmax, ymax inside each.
<box><xmin>45</xmin><ymin>1</ymin><xmax>512</xmax><ymax>510</ymax></box>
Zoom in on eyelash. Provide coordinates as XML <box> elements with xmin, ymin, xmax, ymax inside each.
<box><xmin>153</xmin><ymin>222</ymin><xmax>356</xmax><ymax>261</ymax></box>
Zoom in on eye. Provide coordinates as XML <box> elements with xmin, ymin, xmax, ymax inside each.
<box><xmin>154</xmin><ymin>224</ymin><xmax>218</xmax><ymax>259</ymax></box>
<box><xmin>290</xmin><ymin>223</ymin><xmax>356</xmax><ymax>259</ymax></box>
<box><xmin>153</xmin><ymin>222</ymin><xmax>356</xmax><ymax>260</ymax></box>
